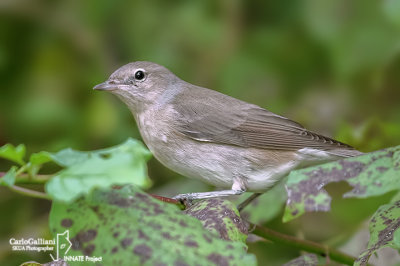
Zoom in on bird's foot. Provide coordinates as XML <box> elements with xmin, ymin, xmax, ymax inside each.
<box><xmin>172</xmin><ymin>193</ymin><xmax>195</xmax><ymax>208</ymax></box>
<box><xmin>172</xmin><ymin>189</ymin><xmax>246</xmax><ymax>208</ymax></box>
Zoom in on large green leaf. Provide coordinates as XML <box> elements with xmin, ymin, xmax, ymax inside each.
<box><xmin>0</xmin><ymin>143</ymin><xmax>26</xmax><ymax>165</ymax></box>
<box><xmin>49</xmin><ymin>185</ymin><xmax>256</xmax><ymax>266</ymax></box>
<box><xmin>284</xmin><ymin>145</ymin><xmax>400</xmax><ymax>222</ymax></box>
<box><xmin>45</xmin><ymin>139</ymin><xmax>152</xmax><ymax>202</ymax></box>
<box><xmin>355</xmin><ymin>200</ymin><xmax>400</xmax><ymax>265</ymax></box>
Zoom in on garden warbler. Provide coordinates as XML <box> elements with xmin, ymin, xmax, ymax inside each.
<box><xmin>94</xmin><ymin>61</ymin><xmax>362</xmax><ymax>201</ymax></box>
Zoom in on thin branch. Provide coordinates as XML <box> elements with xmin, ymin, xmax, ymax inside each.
<box><xmin>149</xmin><ymin>194</ymin><xmax>181</xmax><ymax>204</ymax></box>
<box><xmin>0</xmin><ymin>172</ymin><xmax>52</xmax><ymax>184</ymax></box>
<box><xmin>237</xmin><ymin>192</ymin><xmax>262</xmax><ymax>211</ymax></box>
<box><xmin>15</xmin><ymin>175</ymin><xmax>52</xmax><ymax>184</ymax></box>
<box><xmin>9</xmin><ymin>185</ymin><xmax>51</xmax><ymax>200</ymax></box>
<box><xmin>149</xmin><ymin>194</ymin><xmax>186</xmax><ymax>210</ymax></box>
<box><xmin>251</xmin><ymin>224</ymin><xmax>358</xmax><ymax>266</ymax></box>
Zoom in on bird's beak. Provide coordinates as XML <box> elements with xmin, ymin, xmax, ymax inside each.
<box><xmin>93</xmin><ymin>81</ymin><xmax>118</xmax><ymax>91</ymax></box>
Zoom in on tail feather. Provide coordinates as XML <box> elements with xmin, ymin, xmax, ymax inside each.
<box><xmin>326</xmin><ymin>148</ymin><xmax>364</xmax><ymax>158</ymax></box>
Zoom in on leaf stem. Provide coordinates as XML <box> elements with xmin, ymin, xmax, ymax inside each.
<box><xmin>0</xmin><ymin>171</ymin><xmax>52</xmax><ymax>184</ymax></box>
<box><xmin>251</xmin><ymin>224</ymin><xmax>358</xmax><ymax>265</ymax></box>
<box><xmin>9</xmin><ymin>185</ymin><xmax>51</xmax><ymax>200</ymax></box>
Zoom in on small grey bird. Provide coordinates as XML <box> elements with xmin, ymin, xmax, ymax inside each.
<box><xmin>94</xmin><ymin>61</ymin><xmax>362</xmax><ymax>202</ymax></box>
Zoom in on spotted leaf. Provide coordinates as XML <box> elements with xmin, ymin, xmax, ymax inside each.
<box><xmin>284</xmin><ymin>145</ymin><xmax>400</xmax><ymax>222</ymax></box>
<box><xmin>49</xmin><ymin>185</ymin><xmax>256</xmax><ymax>266</ymax></box>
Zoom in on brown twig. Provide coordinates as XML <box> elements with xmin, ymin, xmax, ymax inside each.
<box><xmin>149</xmin><ymin>194</ymin><xmax>180</xmax><ymax>204</ymax></box>
<box><xmin>251</xmin><ymin>223</ymin><xmax>358</xmax><ymax>265</ymax></box>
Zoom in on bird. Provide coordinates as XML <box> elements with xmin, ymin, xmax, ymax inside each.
<box><xmin>93</xmin><ymin>61</ymin><xmax>362</xmax><ymax>203</ymax></box>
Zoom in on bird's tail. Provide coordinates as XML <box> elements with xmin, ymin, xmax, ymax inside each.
<box><xmin>326</xmin><ymin>148</ymin><xmax>364</xmax><ymax>158</ymax></box>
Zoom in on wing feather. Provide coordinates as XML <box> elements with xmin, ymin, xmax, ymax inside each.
<box><xmin>172</xmin><ymin>88</ymin><xmax>357</xmax><ymax>154</ymax></box>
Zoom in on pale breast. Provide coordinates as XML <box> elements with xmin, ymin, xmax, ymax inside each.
<box><xmin>135</xmin><ymin>107</ymin><xmax>241</xmax><ymax>187</ymax></box>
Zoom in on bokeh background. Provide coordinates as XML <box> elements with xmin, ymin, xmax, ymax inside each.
<box><xmin>1</xmin><ymin>0</ymin><xmax>400</xmax><ymax>265</ymax></box>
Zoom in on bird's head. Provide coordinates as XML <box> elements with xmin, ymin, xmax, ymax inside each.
<box><xmin>94</xmin><ymin>61</ymin><xmax>179</xmax><ymax>113</ymax></box>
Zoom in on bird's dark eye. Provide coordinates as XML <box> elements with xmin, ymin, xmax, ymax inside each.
<box><xmin>134</xmin><ymin>70</ymin><xmax>145</xmax><ymax>80</ymax></box>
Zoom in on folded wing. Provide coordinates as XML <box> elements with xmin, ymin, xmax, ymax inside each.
<box><xmin>173</xmin><ymin>92</ymin><xmax>360</xmax><ymax>157</ymax></box>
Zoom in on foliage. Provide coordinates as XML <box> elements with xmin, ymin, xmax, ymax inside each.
<box><xmin>284</xmin><ymin>145</ymin><xmax>400</xmax><ymax>222</ymax></box>
<box><xmin>50</xmin><ymin>185</ymin><xmax>255</xmax><ymax>266</ymax></box>
<box><xmin>1</xmin><ymin>139</ymin><xmax>400</xmax><ymax>265</ymax></box>
<box><xmin>355</xmin><ymin>200</ymin><xmax>400</xmax><ymax>265</ymax></box>
<box><xmin>46</xmin><ymin>139</ymin><xmax>152</xmax><ymax>202</ymax></box>
<box><xmin>0</xmin><ymin>166</ymin><xmax>16</xmax><ymax>187</ymax></box>
<box><xmin>0</xmin><ymin>141</ymin><xmax>257</xmax><ymax>265</ymax></box>
<box><xmin>281</xmin><ymin>145</ymin><xmax>400</xmax><ymax>265</ymax></box>
<box><xmin>0</xmin><ymin>144</ymin><xmax>26</xmax><ymax>165</ymax></box>
<box><xmin>184</xmin><ymin>198</ymin><xmax>248</xmax><ymax>243</ymax></box>
<box><xmin>0</xmin><ymin>139</ymin><xmax>152</xmax><ymax>201</ymax></box>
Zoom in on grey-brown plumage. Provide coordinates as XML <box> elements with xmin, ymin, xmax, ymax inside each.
<box><xmin>172</xmin><ymin>87</ymin><xmax>359</xmax><ymax>157</ymax></box>
<box><xmin>94</xmin><ymin>61</ymin><xmax>362</xmax><ymax>200</ymax></box>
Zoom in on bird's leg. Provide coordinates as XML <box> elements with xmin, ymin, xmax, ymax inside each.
<box><xmin>172</xmin><ymin>177</ymin><xmax>246</xmax><ymax>204</ymax></box>
<box><xmin>237</xmin><ymin>193</ymin><xmax>263</xmax><ymax>212</ymax></box>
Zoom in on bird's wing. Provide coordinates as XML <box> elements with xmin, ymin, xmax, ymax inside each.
<box><xmin>173</xmin><ymin>92</ymin><xmax>355</xmax><ymax>152</ymax></box>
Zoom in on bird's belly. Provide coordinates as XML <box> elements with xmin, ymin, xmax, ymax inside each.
<box><xmin>136</xmin><ymin>113</ymin><xmax>315</xmax><ymax>192</ymax></box>
<box><xmin>144</xmin><ymin>130</ymin><xmax>301</xmax><ymax>192</ymax></box>
<box><xmin>135</xmin><ymin>119</ymin><xmax>227</xmax><ymax>186</ymax></box>
<box><xmin>149</xmin><ymin>137</ymin><xmax>241</xmax><ymax>188</ymax></box>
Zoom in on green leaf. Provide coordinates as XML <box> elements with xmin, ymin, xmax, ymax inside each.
<box><xmin>45</xmin><ymin>138</ymin><xmax>152</xmax><ymax>202</ymax></box>
<box><xmin>384</xmin><ymin>0</ymin><xmax>400</xmax><ymax>27</ymax></box>
<box><xmin>49</xmin><ymin>148</ymin><xmax>94</xmax><ymax>167</ymax></box>
<box><xmin>0</xmin><ymin>144</ymin><xmax>26</xmax><ymax>165</ymax></box>
<box><xmin>0</xmin><ymin>166</ymin><xmax>17</xmax><ymax>187</ymax></box>
<box><xmin>27</xmin><ymin>151</ymin><xmax>53</xmax><ymax>176</ymax></box>
<box><xmin>29</xmin><ymin>151</ymin><xmax>53</xmax><ymax>166</ymax></box>
<box><xmin>49</xmin><ymin>185</ymin><xmax>256</xmax><ymax>266</ymax></box>
<box><xmin>283</xmin><ymin>145</ymin><xmax>400</xmax><ymax>222</ymax></box>
<box><xmin>184</xmin><ymin>198</ymin><xmax>248</xmax><ymax>243</ymax></box>
<box><xmin>355</xmin><ymin>201</ymin><xmax>400</xmax><ymax>265</ymax></box>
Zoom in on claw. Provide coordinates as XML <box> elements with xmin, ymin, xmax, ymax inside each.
<box><xmin>172</xmin><ymin>193</ymin><xmax>194</xmax><ymax>207</ymax></box>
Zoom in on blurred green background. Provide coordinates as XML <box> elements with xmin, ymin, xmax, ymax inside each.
<box><xmin>1</xmin><ymin>0</ymin><xmax>400</xmax><ymax>265</ymax></box>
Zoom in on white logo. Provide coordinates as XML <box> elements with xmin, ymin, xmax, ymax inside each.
<box><xmin>9</xmin><ymin>230</ymin><xmax>102</xmax><ymax>263</ymax></box>
<box><xmin>9</xmin><ymin>237</ymin><xmax>55</xmax><ymax>252</ymax></box>
<box><xmin>49</xmin><ymin>230</ymin><xmax>72</xmax><ymax>261</ymax></box>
